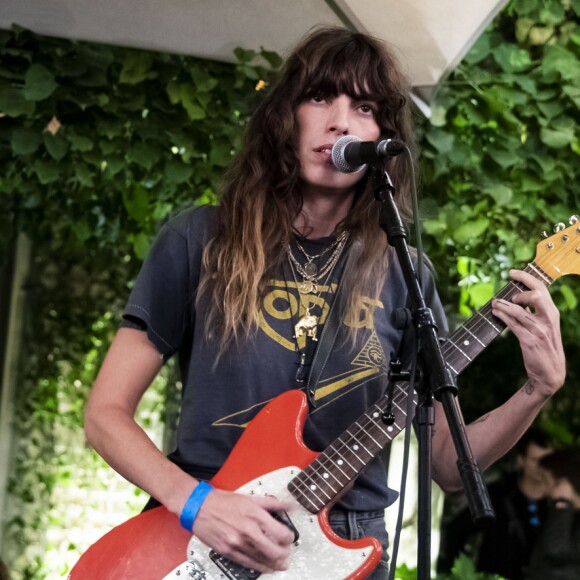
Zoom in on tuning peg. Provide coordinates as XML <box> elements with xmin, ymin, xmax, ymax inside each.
<box><xmin>541</xmin><ymin>231</ymin><xmax>549</xmax><ymax>238</ymax></box>
<box><xmin>570</xmin><ymin>215</ymin><xmax>579</xmax><ymax>224</ymax></box>
<box><xmin>553</xmin><ymin>222</ymin><xmax>566</xmax><ymax>233</ymax></box>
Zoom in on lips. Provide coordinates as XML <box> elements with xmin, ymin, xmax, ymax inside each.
<box><xmin>313</xmin><ymin>144</ymin><xmax>334</xmax><ymax>155</ymax></box>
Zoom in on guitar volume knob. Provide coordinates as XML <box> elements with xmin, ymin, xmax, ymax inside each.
<box><xmin>569</xmin><ymin>215</ymin><xmax>579</xmax><ymax>224</ymax></box>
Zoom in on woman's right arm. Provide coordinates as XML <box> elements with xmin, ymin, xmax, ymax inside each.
<box><xmin>84</xmin><ymin>327</ymin><xmax>293</xmax><ymax>572</ymax></box>
<box><xmin>85</xmin><ymin>327</ymin><xmax>197</xmax><ymax>514</ymax></box>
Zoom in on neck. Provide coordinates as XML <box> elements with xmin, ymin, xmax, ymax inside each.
<box><xmin>294</xmin><ymin>188</ymin><xmax>354</xmax><ymax>239</ymax></box>
<box><xmin>519</xmin><ymin>476</ymin><xmax>548</xmax><ymax>500</ymax></box>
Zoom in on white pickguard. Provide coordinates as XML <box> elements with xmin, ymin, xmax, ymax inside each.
<box><xmin>163</xmin><ymin>467</ymin><xmax>377</xmax><ymax>579</ymax></box>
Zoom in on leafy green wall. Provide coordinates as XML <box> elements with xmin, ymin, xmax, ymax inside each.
<box><xmin>419</xmin><ymin>0</ymin><xmax>580</xmax><ymax>439</ymax></box>
<box><xmin>0</xmin><ymin>26</ymin><xmax>279</xmax><ymax>578</ymax></box>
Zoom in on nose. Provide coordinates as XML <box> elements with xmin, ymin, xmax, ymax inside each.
<box><xmin>327</xmin><ymin>97</ymin><xmax>350</xmax><ymax>135</ymax></box>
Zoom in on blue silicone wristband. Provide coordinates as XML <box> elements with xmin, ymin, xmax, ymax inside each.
<box><xmin>179</xmin><ymin>481</ymin><xmax>214</xmax><ymax>532</ymax></box>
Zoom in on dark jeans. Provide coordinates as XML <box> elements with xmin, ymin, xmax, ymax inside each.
<box><xmin>328</xmin><ymin>508</ymin><xmax>389</xmax><ymax>580</ymax></box>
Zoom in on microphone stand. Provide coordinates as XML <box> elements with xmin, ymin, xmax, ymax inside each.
<box><xmin>372</xmin><ymin>169</ymin><xmax>495</xmax><ymax>579</ymax></box>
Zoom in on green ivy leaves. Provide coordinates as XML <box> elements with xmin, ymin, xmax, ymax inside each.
<box><xmin>23</xmin><ymin>64</ymin><xmax>58</xmax><ymax>100</ymax></box>
<box><xmin>0</xmin><ymin>27</ymin><xmax>278</xmax><ymax>259</ymax></box>
<box><xmin>420</xmin><ymin>0</ymin><xmax>580</xmax><ymax>437</ymax></box>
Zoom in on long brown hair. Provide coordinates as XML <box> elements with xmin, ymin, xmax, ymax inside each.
<box><xmin>198</xmin><ymin>26</ymin><xmax>416</xmax><ymax>349</ymax></box>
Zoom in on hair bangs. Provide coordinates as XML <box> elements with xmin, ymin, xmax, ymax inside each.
<box><xmin>294</xmin><ymin>33</ymin><xmax>407</xmax><ymax>137</ymax></box>
<box><xmin>300</xmin><ymin>40</ymin><xmax>386</xmax><ymax>100</ymax></box>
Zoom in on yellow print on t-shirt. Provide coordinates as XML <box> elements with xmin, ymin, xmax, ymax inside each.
<box><xmin>212</xmin><ymin>278</ymin><xmax>388</xmax><ymax>428</ymax></box>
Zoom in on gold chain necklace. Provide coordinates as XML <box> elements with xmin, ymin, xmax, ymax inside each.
<box><xmin>287</xmin><ymin>232</ymin><xmax>349</xmax><ymax>295</ymax></box>
<box><xmin>286</xmin><ymin>237</ymin><xmax>347</xmax><ymax>343</ymax></box>
<box><xmin>294</xmin><ymin>230</ymin><xmax>348</xmax><ymax>278</ymax></box>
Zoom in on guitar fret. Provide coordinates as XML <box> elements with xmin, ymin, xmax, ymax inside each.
<box><xmin>312</xmin><ymin>456</ymin><xmax>346</xmax><ymax>489</ymax></box>
<box><xmin>293</xmin><ymin>475</ymin><xmax>331</xmax><ymax>506</ymax></box>
<box><xmin>319</xmin><ymin>463</ymin><xmax>344</xmax><ymax>488</ymax></box>
<box><xmin>474</xmin><ymin>309</ymin><xmax>501</xmax><ymax>332</ymax></box>
<box><xmin>304</xmin><ymin>478</ymin><xmax>333</xmax><ymax>501</ymax></box>
<box><xmin>446</xmin><ymin>361</ymin><xmax>459</xmax><ymax>375</ymax></box>
<box><xmin>344</xmin><ymin>432</ymin><xmax>374</xmax><ymax>459</ymax></box>
<box><xmin>368</xmin><ymin>410</ymin><xmax>389</xmax><ymax>437</ymax></box>
<box><xmin>288</xmin><ymin>481</ymin><xmax>321</xmax><ymax>511</ymax></box>
<box><xmin>325</xmin><ymin>456</ymin><xmax>350</xmax><ymax>480</ymax></box>
<box><xmin>527</xmin><ymin>262</ymin><xmax>552</xmax><ymax>285</ymax></box>
<box><xmin>328</xmin><ymin>443</ymin><xmax>359</xmax><ymax>472</ymax></box>
<box><xmin>316</xmin><ymin>451</ymin><xmax>345</xmax><ymax>474</ymax></box>
<box><xmin>355</xmin><ymin>421</ymin><xmax>381</xmax><ymax>448</ymax></box>
<box><xmin>304</xmin><ymin>459</ymin><xmax>342</xmax><ymax>493</ymax></box>
<box><xmin>464</xmin><ymin>326</ymin><xmax>486</xmax><ymax>347</ymax></box>
<box><xmin>315</xmin><ymin>473</ymin><xmax>339</xmax><ymax>495</ymax></box>
<box><xmin>446</xmin><ymin>338</ymin><xmax>473</xmax><ymax>362</ymax></box>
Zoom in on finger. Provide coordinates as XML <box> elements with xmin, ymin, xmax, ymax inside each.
<box><xmin>251</xmin><ymin>496</ymin><xmax>296</xmax><ymax>544</ymax></box>
<box><xmin>233</xmin><ymin>521</ymin><xmax>291</xmax><ymax>570</ymax></box>
<box><xmin>222</xmin><ymin>544</ymin><xmax>279</xmax><ymax>574</ymax></box>
<box><xmin>509</xmin><ymin>269</ymin><xmax>546</xmax><ymax>291</ymax></box>
<box><xmin>508</xmin><ymin>270</ymin><xmax>559</xmax><ymax>314</ymax></box>
<box><xmin>193</xmin><ymin>491</ymin><xmax>291</xmax><ymax>572</ymax></box>
<box><xmin>252</xmin><ymin>494</ymin><xmax>292</xmax><ymax>513</ymax></box>
<box><xmin>211</xmin><ymin>517</ymin><xmax>290</xmax><ymax>573</ymax></box>
<box><xmin>254</xmin><ymin>515</ymin><xmax>296</xmax><ymax>545</ymax></box>
<box><xmin>491</xmin><ymin>299</ymin><xmax>539</xmax><ymax>339</ymax></box>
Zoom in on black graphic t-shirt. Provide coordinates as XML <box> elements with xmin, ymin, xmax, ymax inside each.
<box><xmin>122</xmin><ymin>205</ymin><xmax>448</xmax><ymax>511</ymax></box>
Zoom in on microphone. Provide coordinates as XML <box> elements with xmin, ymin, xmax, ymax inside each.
<box><xmin>331</xmin><ymin>135</ymin><xmax>406</xmax><ymax>173</ymax></box>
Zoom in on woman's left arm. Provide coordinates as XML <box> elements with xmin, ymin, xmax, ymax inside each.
<box><xmin>431</xmin><ymin>269</ymin><xmax>566</xmax><ymax>491</ymax></box>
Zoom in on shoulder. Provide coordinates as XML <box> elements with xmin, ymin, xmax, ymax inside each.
<box><xmin>163</xmin><ymin>204</ymin><xmax>220</xmax><ymax>237</ymax></box>
<box><xmin>160</xmin><ymin>204</ymin><xmax>220</xmax><ymax>247</ymax></box>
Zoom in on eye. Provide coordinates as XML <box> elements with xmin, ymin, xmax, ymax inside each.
<box><xmin>310</xmin><ymin>94</ymin><xmax>327</xmax><ymax>103</ymax></box>
<box><xmin>358</xmin><ymin>103</ymin><xmax>377</xmax><ymax>115</ymax></box>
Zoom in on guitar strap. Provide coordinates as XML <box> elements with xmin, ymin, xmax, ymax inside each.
<box><xmin>304</xmin><ymin>252</ymin><xmax>349</xmax><ymax>408</ymax></box>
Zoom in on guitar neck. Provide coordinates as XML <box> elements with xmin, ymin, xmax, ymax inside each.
<box><xmin>287</xmin><ymin>261</ymin><xmax>553</xmax><ymax>513</ymax></box>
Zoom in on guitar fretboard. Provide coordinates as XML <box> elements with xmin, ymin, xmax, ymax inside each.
<box><xmin>287</xmin><ymin>261</ymin><xmax>553</xmax><ymax>513</ymax></box>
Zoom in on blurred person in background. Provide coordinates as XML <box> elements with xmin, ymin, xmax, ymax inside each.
<box><xmin>437</xmin><ymin>428</ymin><xmax>553</xmax><ymax>579</ymax></box>
<box><xmin>528</xmin><ymin>447</ymin><xmax>580</xmax><ymax>580</ymax></box>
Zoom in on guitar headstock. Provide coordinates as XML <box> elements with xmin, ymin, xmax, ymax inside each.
<box><xmin>535</xmin><ymin>215</ymin><xmax>580</xmax><ymax>280</ymax></box>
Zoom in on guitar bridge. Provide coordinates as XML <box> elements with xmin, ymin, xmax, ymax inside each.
<box><xmin>209</xmin><ymin>551</ymin><xmax>261</xmax><ymax>579</ymax></box>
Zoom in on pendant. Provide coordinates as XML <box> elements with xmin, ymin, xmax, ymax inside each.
<box><xmin>304</xmin><ymin>261</ymin><xmax>317</xmax><ymax>277</ymax></box>
<box><xmin>298</xmin><ymin>280</ymin><xmax>317</xmax><ymax>294</ymax></box>
<box><xmin>294</xmin><ymin>311</ymin><xmax>319</xmax><ymax>341</ymax></box>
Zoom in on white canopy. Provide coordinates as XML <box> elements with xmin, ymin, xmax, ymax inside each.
<box><xmin>1</xmin><ymin>0</ymin><xmax>508</xmax><ymax>104</ymax></box>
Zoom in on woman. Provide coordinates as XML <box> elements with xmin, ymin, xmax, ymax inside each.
<box><xmin>85</xmin><ymin>27</ymin><xmax>565</xmax><ymax>578</ymax></box>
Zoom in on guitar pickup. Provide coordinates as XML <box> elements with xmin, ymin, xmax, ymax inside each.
<box><xmin>209</xmin><ymin>551</ymin><xmax>261</xmax><ymax>580</ymax></box>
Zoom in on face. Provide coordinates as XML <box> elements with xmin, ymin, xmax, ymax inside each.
<box><xmin>518</xmin><ymin>442</ymin><xmax>553</xmax><ymax>484</ymax></box>
<box><xmin>548</xmin><ymin>477</ymin><xmax>580</xmax><ymax>508</ymax></box>
<box><xmin>296</xmin><ymin>93</ymin><xmax>381</xmax><ymax>199</ymax></box>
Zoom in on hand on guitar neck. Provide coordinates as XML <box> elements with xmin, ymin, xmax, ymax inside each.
<box><xmin>491</xmin><ymin>268</ymin><xmax>565</xmax><ymax>397</ymax></box>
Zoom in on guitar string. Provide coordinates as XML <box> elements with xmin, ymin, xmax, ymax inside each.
<box><xmin>290</xmin><ymin>263</ymin><xmax>554</xmax><ymax>506</ymax></box>
<box><xmin>290</xmin><ymin>271</ymin><xmax>548</xmax><ymax>506</ymax></box>
<box><xmin>293</xmin><ymin>263</ymin><xmax>555</xmax><ymax>499</ymax></box>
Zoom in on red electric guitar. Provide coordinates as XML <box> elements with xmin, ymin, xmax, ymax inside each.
<box><xmin>70</xmin><ymin>220</ymin><xmax>580</xmax><ymax>579</ymax></box>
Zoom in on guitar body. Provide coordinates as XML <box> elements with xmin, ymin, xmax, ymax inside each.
<box><xmin>69</xmin><ymin>390</ymin><xmax>382</xmax><ymax>579</ymax></box>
